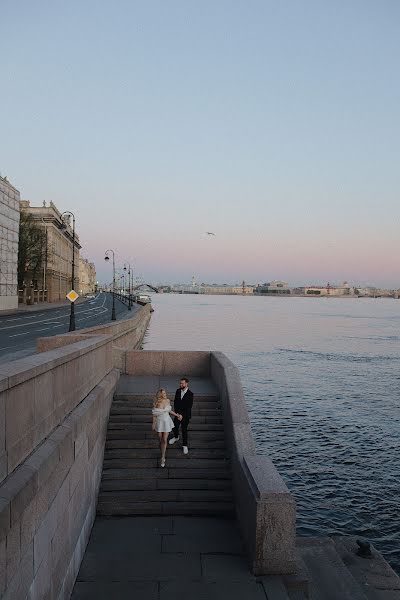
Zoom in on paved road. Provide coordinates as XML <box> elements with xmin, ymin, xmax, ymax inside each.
<box><xmin>0</xmin><ymin>292</ymin><xmax>137</xmax><ymax>365</ymax></box>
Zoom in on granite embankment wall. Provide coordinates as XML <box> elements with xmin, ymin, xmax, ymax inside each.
<box><xmin>36</xmin><ymin>304</ymin><xmax>152</xmax><ymax>370</ymax></box>
<box><xmin>0</xmin><ymin>308</ymin><xmax>151</xmax><ymax>599</ymax></box>
<box><xmin>124</xmin><ymin>350</ymin><xmax>296</xmax><ymax>575</ymax></box>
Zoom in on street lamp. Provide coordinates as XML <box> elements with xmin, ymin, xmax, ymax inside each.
<box><xmin>124</xmin><ymin>262</ymin><xmax>132</xmax><ymax>310</ymax></box>
<box><xmin>104</xmin><ymin>249</ymin><xmax>116</xmax><ymax>321</ymax></box>
<box><xmin>41</xmin><ymin>217</ymin><xmax>48</xmax><ymax>302</ymax></box>
<box><xmin>60</xmin><ymin>211</ymin><xmax>76</xmax><ymax>332</ymax></box>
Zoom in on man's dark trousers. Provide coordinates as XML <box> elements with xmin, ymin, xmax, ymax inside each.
<box><xmin>172</xmin><ymin>388</ymin><xmax>194</xmax><ymax>446</ymax></box>
<box><xmin>172</xmin><ymin>414</ymin><xmax>190</xmax><ymax>446</ymax></box>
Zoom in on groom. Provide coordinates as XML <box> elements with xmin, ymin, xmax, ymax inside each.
<box><xmin>169</xmin><ymin>377</ymin><xmax>194</xmax><ymax>454</ymax></box>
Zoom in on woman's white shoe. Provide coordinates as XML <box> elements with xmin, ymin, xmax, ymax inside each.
<box><xmin>161</xmin><ymin>459</ymin><xmax>166</xmax><ymax>468</ymax></box>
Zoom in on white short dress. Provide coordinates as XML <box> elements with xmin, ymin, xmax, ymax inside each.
<box><xmin>152</xmin><ymin>405</ymin><xmax>174</xmax><ymax>433</ymax></box>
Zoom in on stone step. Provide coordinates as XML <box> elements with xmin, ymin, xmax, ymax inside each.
<box><xmin>100</xmin><ymin>478</ymin><xmax>232</xmax><ymax>492</ymax></box>
<box><xmin>103</xmin><ymin>458</ymin><xmax>230</xmax><ymax>470</ymax></box>
<box><xmin>113</xmin><ymin>399</ymin><xmax>220</xmax><ymax>409</ymax></box>
<box><xmin>105</xmin><ymin>439</ymin><xmax>225</xmax><ymax>449</ymax></box>
<box><xmin>97</xmin><ymin>382</ymin><xmax>233</xmax><ymax>521</ymax></box>
<box><xmin>286</xmin><ymin>591</ymin><xmax>307</xmax><ymax>600</ymax></box>
<box><xmin>97</xmin><ymin>488</ymin><xmax>233</xmax><ymax>503</ymax></box>
<box><xmin>107</xmin><ymin>422</ymin><xmax>224</xmax><ymax>431</ymax></box>
<box><xmin>101</xmin><ymin>467</ymin><xmax>232</xmax><ymax>480</ymax></box>
<box><xmin>108</xmin><ymin>415</ymin><xmax>223</xmax><ymax>424</ymax></box>
<box><xmin>297</xmin><ymin>538</ymin><xmax>368</xmax><ymax>600</ymax></box>
<box><xmin>331</xmin><ymin>536</ymin><xmax>400</xmax><ymax>600</ymax></box>
<box><xmin>114</xmin><ymin>393</ymin><xmax>219</xmax><ymax>402</ymax></box>
<box><xmin>282</xmin><ymin>550</ymin><xmax>310</xmax><ymax>599</ymax></box>
<box><xmin>110</xmin><ymin>407</ymin><xmax>222</xmax><ymax>417</ymax></box>
<box><xmin>103</xmin><ymin>448</ymin><xmax>227</xmax><ymax>459</ymax></box>
<box><xmin>96</xmin><ymin>500</ymin><xmax>235</xmax><ymax>517</ymax></box>
<box><xmin>106</xmin><ymin>430</ymin><xmax>225</xmax><ymax>441</ymax></box>
<box><xmin>261</xmin><ymin>576</ymin><xmax>291</xmax><ymax>600</ymax></box>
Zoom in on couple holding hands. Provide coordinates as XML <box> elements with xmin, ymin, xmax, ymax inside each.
<box><xmin>151</xmin><ymin>377</ymin><xmax>194</xmax><ymax>467</ymax></box>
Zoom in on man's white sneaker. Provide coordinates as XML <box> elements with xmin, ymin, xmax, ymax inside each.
<box><xmin>183</xmin><ymin>446</ymin><xmax>189</xmax><ymax>455</ymax></box>
<box><xmin>169</xmin><ymin>437</ymin><xmax>179</xmax><ymax>445</ymax></box>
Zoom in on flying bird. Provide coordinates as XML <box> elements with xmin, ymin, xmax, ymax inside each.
<box><xmin>205</xmin><ymin>232</ymin><xmax>216</xmax><ymax>236</ymax></box>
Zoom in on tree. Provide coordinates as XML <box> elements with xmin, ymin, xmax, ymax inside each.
<box><xmin>18</xmin><ymin>213</ymin><xmax>46</xmax><ymax>288</ymax></box>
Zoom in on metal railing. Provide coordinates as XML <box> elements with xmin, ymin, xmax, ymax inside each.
<box><xmin>111</xmin><ymin>290</ymin><xmax>137</xmax><ymax>308</ymax></box>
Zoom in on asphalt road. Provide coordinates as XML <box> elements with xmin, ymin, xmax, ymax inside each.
<box><xmin>0</xmin><ymin>292</ymin><xmax>137</xmax><ymax>365</ymax></box>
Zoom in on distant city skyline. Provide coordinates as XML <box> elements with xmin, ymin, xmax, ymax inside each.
<box><xmin>2</xmin><ymin>1</ymin><xmax>399</xmax><ymax>287</ymax></box>
<box><xmin>108</xmin><ymin>276</ymin><xmax>397</xmax><ymax>291</ymax></box>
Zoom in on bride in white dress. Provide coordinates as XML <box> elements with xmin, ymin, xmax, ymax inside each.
<box><xmin>152</xmin><ymin>389</ymin><xmax>182</xmax><ymax>467</ymax></box>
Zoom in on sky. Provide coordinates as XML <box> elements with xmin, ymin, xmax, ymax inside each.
<box><xmin>1</xmin><ymin>1</ymin><xmax>400</xmax><ymax>286</ymax></box>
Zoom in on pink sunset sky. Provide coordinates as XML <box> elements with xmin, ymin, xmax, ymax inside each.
<box><xmin>2</xmin><ymin>1</ymin><xmax>399</xmax><ymax>287</ymax></box>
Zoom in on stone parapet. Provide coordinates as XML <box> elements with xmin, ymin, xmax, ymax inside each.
<box><xmin>0</xmin><ymin>335</ymin><xmax>113</xmax><ymax>482</ymax></box>
<box><xmin>0</xmin><ymin>367</ymin><xmax>119</xmax><ymax>599</ymax></box>
<box><xmin>210</xmin><ymin>351</ymin><xmax>296</xmax><ymax>575</ymax></box>
<box><xmin>124</xmin><ymin>350</ymin><xmax>211</xmax><ymax>377</ymax></box>
<box><xmin>36</xmin><ymin>304</ymin><xmax>151</xmax><ymax>370</ymax></box>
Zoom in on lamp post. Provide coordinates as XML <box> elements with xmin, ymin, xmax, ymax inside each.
<box><xmin>60</xmin><ymin>211</ymin><xmax>76</xmax><ymax>331</ymax></box>
<box><xmin>124</xmin><ymin>263</ymin><xmax>132</xmax><ymax>310</ymax></box>
<box><xmin>104</xmin><ymin>249</ymin><xmax>116</xmax><ymax>321</ymax></box>
<box><xmin>41</xmin><ymin>217</ymin><xmax>48</xmax><ymax>302</ymax></box>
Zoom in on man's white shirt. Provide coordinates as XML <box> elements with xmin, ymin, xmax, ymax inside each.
<box><xmin>180</xmin><ymin>387</ymin><xmax>188</xmax><ymax>399</ymax></box>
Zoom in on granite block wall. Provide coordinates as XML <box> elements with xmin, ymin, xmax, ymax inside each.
<box><xmin>0</xmin><ymin>336</ymin><xmax>113</xmax><ymax>482</ymax></box>
<box><xmin>0</xmin><ymin>339</ymin><xmax>118</xmax><ymax>599</ymax></box>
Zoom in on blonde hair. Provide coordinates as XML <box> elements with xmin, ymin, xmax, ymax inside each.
<box><xmin>154</xmin><ymin>388</ymin><xmax>168</xmax><ymax>408</ymax></box>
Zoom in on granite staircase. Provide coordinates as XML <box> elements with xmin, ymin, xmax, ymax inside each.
<box><xmin>96</xmin><ymin>389</ymin><xmax>234</xmax><ymax>516</ymax></box>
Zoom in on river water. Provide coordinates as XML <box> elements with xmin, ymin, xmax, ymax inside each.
<box><xmin>143</xmin><ymin>293</ymin><xmax>400</xmax><ymax>572</ymax></box>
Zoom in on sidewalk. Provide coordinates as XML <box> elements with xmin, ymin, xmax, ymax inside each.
<box><xmin>0</xmin><ymin>296</ymin><xmax>88</xmax><ymax>317</ymax></box>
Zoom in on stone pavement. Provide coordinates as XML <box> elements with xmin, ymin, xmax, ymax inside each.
<box><xmin>71</xmin><ymin>516</ymin><xmax>293</xmax><ymax>600</ymax></box>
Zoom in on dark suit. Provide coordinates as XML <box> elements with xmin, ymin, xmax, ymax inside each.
<box><xmin>172</xmin><ymin>388</ymin><xmax>194</xmax><ymax>446</ymax></box>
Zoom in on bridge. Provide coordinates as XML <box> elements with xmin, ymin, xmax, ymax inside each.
<box><xmin>132</xmin><ymin>283</ymin><xmax>159</xmax><ymax>293</ymax></box>
<box><xmin>0</xmin><ymin>307</ymin><xmax>398</xmax><ymax>599</ymax></box>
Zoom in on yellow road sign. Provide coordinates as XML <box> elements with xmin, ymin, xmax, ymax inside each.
<box><xmin>66</xmin><ymin>290</ymin><xmax>79</xmax><ymax>303</ymax></box>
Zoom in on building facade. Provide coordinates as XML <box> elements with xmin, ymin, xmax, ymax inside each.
<box><xmin>254</xmin><ymin>281</ymin><xmax>291</xmax><ymax>295</ymax></box>
<box><xmin>303</xmin><ymin>282</ymin><xmax>352</xmax><ymax>296</ymax></box>
<box><xmin>20</xmin><ymin>200</ymin><xmax>81</xmax><ymax>302</ymax></box>
<box><xmin>78</xmin><ymin>258</ymin><xmax>96</xmax><ymax>295</ymax></box>
<box><xmin>0</xmin><ymin>176</ymin><xmax>20</xmax><ymax>311</ymax></box>
<box><xmin>200</xmin><ymin>284</ymin><xmax>254</xmax><ymax>295</ymax></box>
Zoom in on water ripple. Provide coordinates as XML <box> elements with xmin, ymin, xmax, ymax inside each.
<box><xmin>144</xmin><ymin>295</ymin><xmax>400</xmax><ymax>574</ymax></box>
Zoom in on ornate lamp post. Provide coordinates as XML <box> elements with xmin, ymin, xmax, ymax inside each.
<box><xmin>40</xmin><ymin>217</ymin><xmax>48</xmax><ymax>302</ymax></box>
<box><xmin>124</xmin><ymin>263</ymin><xmax>132</xmax><ymax>310</ymax></box>
<box><xmin>60</xmin><ymin>211</ymin><xmax>76</xmax><ymax>331</ymax></box>
<box><xmin>104</xmin><ymin>249</ymin><xmax>116</xmax><ymax>321</ymax></box>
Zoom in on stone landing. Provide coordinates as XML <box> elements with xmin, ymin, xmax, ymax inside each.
<box><xmin>71</xmin><ymin>516</ymin><xmax>293</xmax><ymax>600</ymax></box>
